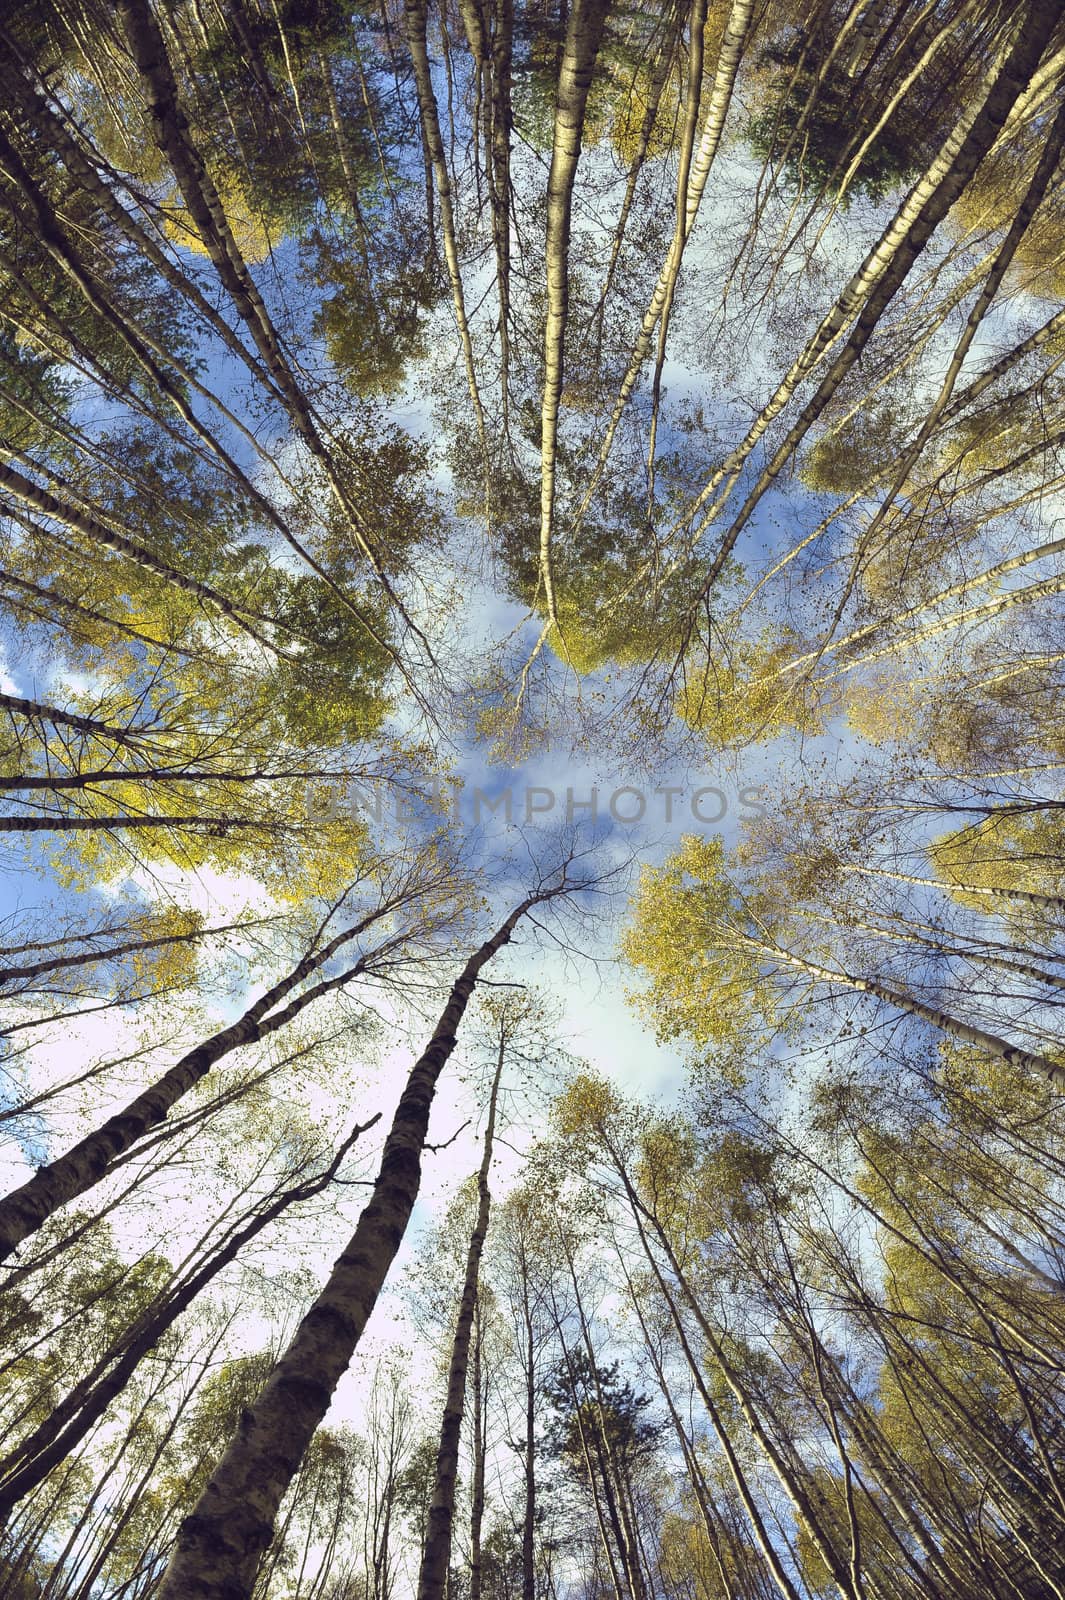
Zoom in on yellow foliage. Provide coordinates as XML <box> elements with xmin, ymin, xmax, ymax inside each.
<box><xmin>546</xmin><ymin>575</ymin><xmax>687</xmax><ymax>676</ymax></box>
<box><xmin>128</xmin><ymin>905</ymin><xmax>206</xmax><ymax>989</ymax></box>
<box><xmin>554</xmin><ymin>1070</ymin><xmax>622</xmax><ymax>1143</ymax></box>
<box><xmin>857</xmin><ymin>522</ymin><xmax>963</xmax><ymax>605</ymax></box>
<box><xmin>929</xmin><ymin>809</ymin><xmax>1065</xmax><ymax>912</ymax></box>
<box><xmin>844</xmin><ymin>669</ymin><xmax>923</xmax><ymax>747</ymax></box>
<box><xmin>676</xmin><ymin>633</ymin><xmax>835</xmax><ymax>751</ymax></box>
<box><xmin>162</xmin><ymin>169</ymin><xmax>284</xmax><ymax>264</ymax></box>
<box><xmin>659</xmin><ymin>1510</ymin><xmax>733</xmax><ymax>1600</ymax></box>
<box><xmin>799</xmin><ymin>403</ymin><xmax>906</xmax><ymax>496</ymax></box>
<box><xmin>608</xmin><ymin>55</ymin><xmax>681</xmax><ymax>165</ymax></box>
<box><xmin>951</xmin><ymin>146</ymin><xmax>1065</xmax><ymax>299</ymax></box>
<box><xmin>621</xmin><ymin>836</ymin><xmax>770</xmax><ymax>1059</ymax></box>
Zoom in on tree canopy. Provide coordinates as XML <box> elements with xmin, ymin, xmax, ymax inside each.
<box><xmin>1</xmin><ymin>1</ymin><xmax>1064</xmax><ymax>1597</ymax></box>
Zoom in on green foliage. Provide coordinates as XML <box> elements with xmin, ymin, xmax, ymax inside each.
<box><xmin>544</xmin><ymin>1349</ymin><xmax>662</xmax><ymax>1486</ymax></box>
<box><xmin>746</xmin><ymin>40</ymin><xmax>921</xmax><ymax>204</ymax></box>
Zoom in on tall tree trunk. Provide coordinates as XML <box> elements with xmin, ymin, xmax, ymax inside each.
<box><xmin>85</xmin><ymin>0</ymin><xmax>425</xmax><ymax>648</ymax></box>
<box><xmin>620</xmin><ymin>1203</ymin><xmax>804</xmax><ymax>1600</ymax></box>
<box><xmin>591</xmin><ymin>5</ymin><xmax>683</xmax><ymax>341</ymax></box>
<box><xmin>581</xmin><ymin>0</ymin><xmax>756</xmax><ymax>516</ymax></box>
<box><xmin>0</xmin><ymin>904</ymin><xmax>404</xmax><ymax>1259</ymax></box>
<box><xmin>549</xmin><ymin>1314</ymin><xmax>629</xmax><ymax>1600</ymax></box>
<box><xmin>0</xmin><ymin>691</ymin><xmax>160</xmax><ymax>755</ymax></box>
<box><xmin>0</xmin><ymin>47</ymin><xmax>280</xmax><ymax>398</ymax></box>
<box><xmin>0</xmin><ymin>137</ymin><xmax>391</xmax><ymax>652</ymax></box>
<box><xmin>838</xmin><ymin>862</ymin><xmax>1065</xmax><ymax>917</ymax></box>
<box><xmin>0</xmin><ymin>1116</ymin><xmax>378</xmax><ymax>1516</ymax></box>
<box><xmin>417</xmin><ymin>1034</ymin><xmax>505</xmax><ymax>1600</ymax></box>
<box><xmin>521</xmin><ymin>1270</ymin><xmax>537</xmax><ymax>1600</ymax></box>
<box><xmin>778</xmin><ymin>534</ymin><xmax>1065</xmax><ymax>680</ymax></box>
<box><xmin>0</xmin><ymin>457</ymin><xmax>275</xmax><ymax>646</ymax></box>
<box><xmin>538</xmin><ymin>0</ymin><xmax>612</xmax><ymax>628</ymax></box>
<box><xmin>157</xmin><ymin>886</ymin><xmax>567</xmax><ymax>1600</ymax></box>
<box><xmin>0</xmin><ymin>918</ymin><xmax>246</xmax><ymax>989</ymax></box>
<box><xmin>469</xmin><ymin>1300</ymin><xmax>486</xmax><ymax>1600</ymax></box>
<box><xmin>621</xmin><ymin>1168</ymin><xmax>858</xmax><ymax>1600</ymax></box>
<box><xmin>404</xmin><ymin>0</ymin><xmax>491</xmax><ymax>491</ymax></box>
<box><xmin>809</xmin><ymin>910</ymin><xmax>1065</xmax><ymax>995</ymax></box>
<box><xmin>683</xmin><ymin>1</ymin><xmax>1063</xmax><ymax>602</ymax></box>
<box><xmin>0</xmin><ymin>562</ymin><xmax>213</xmax><ymax>660</ymax></box>
<box><xmin>835</xmin><ymin>95</ymin><xmax>1065</xmax><ymax>581</ymax></box>
<box><xmin>745</xmin><ymin>933</ymin><xmax>1065</xmax><ymax>1087</ymax></box>
<box><xmin>0</xmin><ymin>812</ymin><xmax>263</xmax><ymax>834</ymax></box>
<box><xmin>560</xmin><ymin>1235</ymin><xmax>647</xmax><ymax>1600</ymax></box>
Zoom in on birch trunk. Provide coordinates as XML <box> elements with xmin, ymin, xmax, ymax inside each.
<box><xmin>116</xmin><ymin>0</ymin><xmax>426</xmax><ymax>638</ymax></box>
<box><xmin>682</xmin><ymin>1</ymin><xmax>1063</xmax><ymax>597</ymax></box>
<box><xmin>0</xmin><ymin>919</ymin><xmax>243</xmax><ymax>989</ymax></box>
<box><xmin>0</xmin><ymin>459</ymin><xmax>276</xmax><ymax>645</ymax></box>
<box><xmin>0</xmin><ymin>812</ymin><xmax>263</xmax><ymax>834</ymax></box>
<box><xmin>0</xmin><ymin>134</ymin><xmax>377</xmax><ymax>647</ymax></box>
<box><xmin>0</xmin><ymin>692</ymin><xmax>160</xmax><ymax>755</ymax></box>
<box><xmin>0</xmin><ymin>50</ymin><xmax>280</xmax><ymax>398</ymax></box>
<box><xmin>840</xmin><ymin>94</ymin><xmax>1065</xmax><ymax>558</ymax></box>
<box><xmin>778</xmin><ymin>535</ymin><xmax>1065</xmax><ymax>679</ymax></box>
<box><xmin>416</xmin><ymin>1040</ymin><xmax>504</xmax><ymax>1600</ymax></box>
<box><xmin>745</xmin><ymin>935</ymin><xmax>1065</xmax><ymax>1088</ymax></box>
<box><xmin>821</xmin><ymin>571</ymin><xmax>1065</xmax><ymax>680</ymax></box>
<box><xmin>838</xmin><ymin>862</ymin><xmax>1065</xmax><ymax>917</ymax></box>
<box><xmin>620</xmin><ymin>1183</ymin><xmax>810</xmax><ymax>1600</ymax></box>
<box><xmin>520</xmin><ymin>1266</ymin><xmax>537</xmax><ymax>1600</ymax></box>
<box><xmin>0</xmin><ymin>905</ymin><xmax>398</xmax><ymax>1260</ymax></box>
<box><xmin>156</xmin><ymin>890</ymin><xmax>560</xmax><ymax>1600</ymax></box>
<box><xmin>404</xmin><ymin>0</ymin><xmax>491</xmax><ymax>478</ymax></box>
<box><xmin>0</xmin><ymin>1115</ymin><xmax>378</xmax><ymax>1516</ymax></box>
<box><xmin>580</xmin><ymin>0</ymin><xmax>756</xmax><ymax>518</ymax></box>
<box><xmin>538</xmin><ymin>0</ymin><xmax>612</xmax><ymax>624</ymax></box>
<box><xmin>808</xmin><ymin>910</ymin><xmax>1065</xmax><ymax>995</ymax></box>
<box><xmin>469</xmin><ymin>1302</ymin><xmax>486</xmax><ymax>1600</ymax></box>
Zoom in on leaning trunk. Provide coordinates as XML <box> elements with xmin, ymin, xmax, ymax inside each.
<box><xmin>157</xmin><ymin>891</ymin><xmax>555</xmax><ymax>1600</ymax></box>
<box><xmin>0</xmin><ymin>909</ymin><xmax>392</xmax><ymax>1260</ymax></box>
